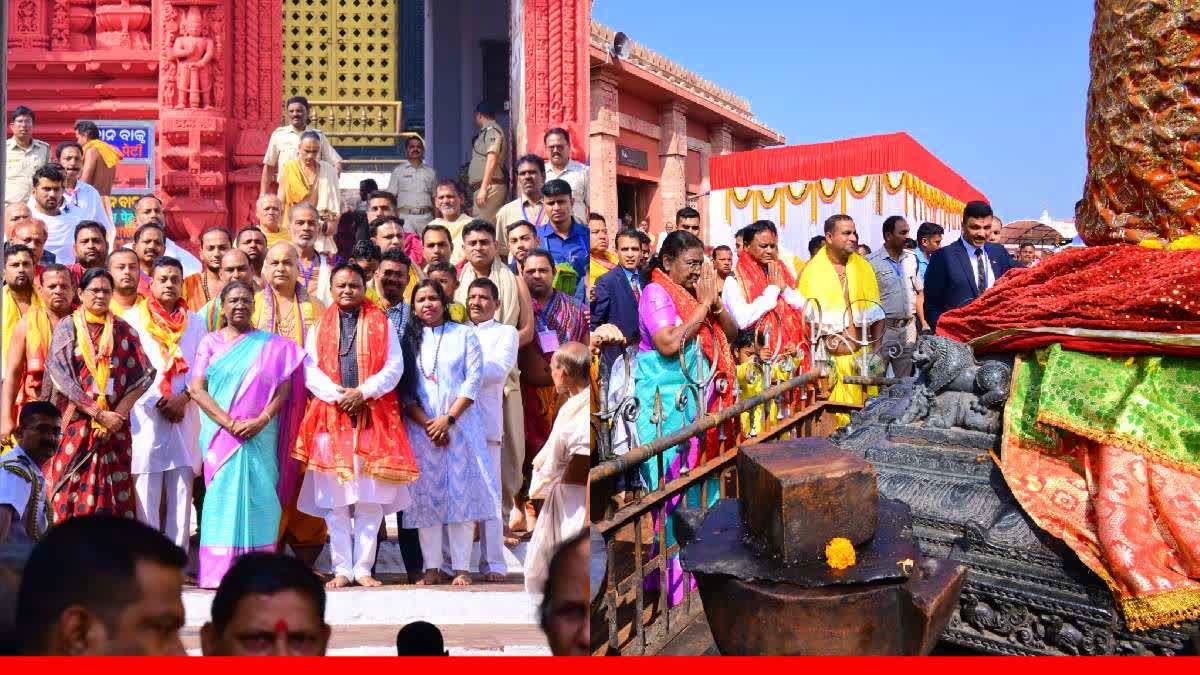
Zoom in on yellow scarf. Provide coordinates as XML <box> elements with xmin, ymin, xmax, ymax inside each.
<box><xmin>139</xmin><ymin>298</ymin><xmax>189</xmax><ymax>398</ymax></box>
<box><xmin>367</xmin><ymin>285</ymin><xmax>388</xmax><ymax>311</ymax></box>
<box><xmin>83</xmin><ymin>139</ymin><xmax>124</xmax><ymax>168</ymax></box>
<box><xmin>797</xmin><ymin>247</ymin><xmax>880</xmax><ymax>323</ymax></box>
<box><xmin>2</xmin><ymin>285</ymin><xmax>43</xmax><ymax>364</ymax></box>
<box><xmin>589</xmin><ymin>251</ymin><xmax>617</xmax><ymax>286</ymax></box>
<box><xmin>253</xmin><ymin>286</ymin><xmax>323</xmax><ymax>347</ymax></box>
<box><xmin>796</xmin><ymin>248</ymin><xmax>881</xmax><ymax>427</ymax></box>
<box><xmin>72</xmin><ymin>308</ymin><xmax>115</xmax><ymax>427</ymax></box>
<box><xmin>280</xmin><ymin>160</ymin><xmax>315</xmax><ymax>214</ymax></box>
<box><xmin>25</xmin><ymin>306</ymin><xmax>53</xmax><ymax>374</ymax></box>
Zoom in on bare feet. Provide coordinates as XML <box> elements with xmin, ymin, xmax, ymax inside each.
<box><xmin>482</xmin><ymin>572</ymin><xmax>505</xmax><ymax>582</ymax></box>
<box><xmin>356</xmin><ymin>575</ymin><xmax>383</xmax><ymax>587</ymax></box>
<box><xmin>326</xmin><ymin>575</ymin><xmax>352</xmax><ymax>589</ymax></box>
<box><xmin>451</xmin><ymin>571</ymin><xmax>473</xmax><ymax>586</ymax></box>
<box><xmin>415</xmin><ymin>569</ymin><xmax>443</xmax><ymax>586</ymax></box>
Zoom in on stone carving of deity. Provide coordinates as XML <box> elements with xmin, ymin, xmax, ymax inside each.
<box><xmin>169</xmin><ymin>6</ymin><xmax>215</xmax><ymax>109</ymax></box>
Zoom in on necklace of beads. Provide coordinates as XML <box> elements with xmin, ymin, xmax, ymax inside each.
<box><xmin>419</xmin><ymin>323</ymin><xmax>444</xmax><ymax>381</ymax></box>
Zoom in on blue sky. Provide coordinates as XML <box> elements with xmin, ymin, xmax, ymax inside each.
<box><xmin>593</xmin><ymin>0</ymin><xmax>1093</xmax><ymax>222</ymax></box>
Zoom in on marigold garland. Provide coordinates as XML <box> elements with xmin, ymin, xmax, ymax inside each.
<box><xmin>825</xmin><ymin>537</ymin><xmax>857</xmax><ymax>570</ymax></box>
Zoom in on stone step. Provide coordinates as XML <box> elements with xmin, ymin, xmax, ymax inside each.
<box><xmin>182</xmin><ymin>624</ymin><xmax>550</xmax><ymax>656</ymax></box>
<box><xmin>183</xmin><ymin>582</ymin><xmax>539</xmax><ymax>628</ymax></box>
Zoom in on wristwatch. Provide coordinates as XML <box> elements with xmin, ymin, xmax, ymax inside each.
<box><xmin>447</xmin><ymin>414</ymin><xmax>457</xmax><ymax>426</ymax></box>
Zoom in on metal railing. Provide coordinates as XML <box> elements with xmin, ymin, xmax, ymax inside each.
<box><xmin>589</xmin><ymin>297</ymin><xmax>890</xmax><ymax>655</ymax></box>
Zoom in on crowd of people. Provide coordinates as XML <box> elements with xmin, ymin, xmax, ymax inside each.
<box><xmin>0</xmin><ymin>513</ymin><xmax>588</xmax><ymax>655</ymax></box>
<box><xmin>589</xmin><ymin>200</ymin><xmax>1032</xmax><ymax>603</ymax></box>
<box><xmin>1</xmin><ymin>95</ymin><xmax>591</xmax><ymax>644</ymax></box>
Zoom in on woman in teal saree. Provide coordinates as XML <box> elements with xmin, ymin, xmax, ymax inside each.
<box><xmin>188</xmin><ymin>281</ymin><xmax>307</xmax><ymax>589</ymax></box>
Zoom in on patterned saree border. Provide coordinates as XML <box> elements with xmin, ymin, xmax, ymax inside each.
<box><xmin>1035</xmin><ymin>409</ymin><xmax>1200</xmax><ymax>480</ymax></box>
<box><xmin>1121</xmin><ymin>586</ymin><xmax>1200</xmax><ymax>632</ymax></box>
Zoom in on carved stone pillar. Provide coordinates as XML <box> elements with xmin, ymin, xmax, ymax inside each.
<box><xmin>711</xmin><ymin>123</ymin><xmax>735</xmax><ymax>156</ymax></box>
<box><xmin>519</xmin><ymin>0</ymin><xmax>590</xmax><ymax>162</ymax></box>
<box><xmin>589</xmin><ymin>69</ymin><xmax>620</xmax><ymax>235</ymax></box>
<box><xmin>158</xmin><ymin>0</ymin><xmax>231</xmax><ymax>254</ymax></box>
<box><xmin>227</xmin><ymin>0</ymin><xmax>283</xmax><ymax>230</ymax></box>
<box><xmin>659</xmin><ymin>101</ymin><xmax>688</xmax><ymax>229</ymax></box>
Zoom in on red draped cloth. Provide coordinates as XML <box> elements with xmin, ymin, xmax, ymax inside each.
<box><xmin>293</xmin><ymin>303</ymin><xmax>419</xmax><ymax>484</ymax></box>
<box><xmin>936</xmin><ymin>245</ymin><xmax>1200</xmax><ymax>357</ymax></box>
<box><xmin>733</xmin><ymin>253</ymin><xmax>809</xmax><ymax>368</ymax></box>
<box><xmin>937</xmin><ymin>244</ymin><xmax>1200</xmax><ymax>630</ymax></box>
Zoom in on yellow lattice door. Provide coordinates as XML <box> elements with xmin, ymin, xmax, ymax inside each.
<box><xmin>283</xmin><ymin>0</ymin><xmax>400</xmax><ymax>147</ymax></box>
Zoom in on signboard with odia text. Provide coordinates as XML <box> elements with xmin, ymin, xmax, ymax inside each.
<box><xmin>96</xmin><ymin>121</ymin><xmax>155</xmax><ymax>248</ymax></box>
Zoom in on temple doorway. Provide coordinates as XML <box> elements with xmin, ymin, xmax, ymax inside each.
<box><xmin>617</xmin><ymin>178</ymin><xmax>656</xmax><ymax>229</ymax></box>
<box><xmin>281</xmin><ymin>0</ymin><xmax>512</xmax><ymax>182</ymax></box>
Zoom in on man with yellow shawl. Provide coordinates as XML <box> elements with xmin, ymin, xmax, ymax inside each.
<box><xmin>75</xmin><ymin>121</ymin><xmax>122</xmax><ymax>206</ymax></box>
<box><xmin>1</xmin><ymin>264</ymin><xmax>74</xmax><ymax>441</ymax></box>
<box><xmin>123</xmin><ymin>256</ymin><xmax>205</xmax><ymax>554</ymax></box>
<box><xmin>797</xmin><ymin>214</ymin><xmax>884</xmax><ymax>427</ymax></box>
<box><xmin>588</xmin><ymin>213</ymin><xmax>617</xmax><ymax>289</ymax></box>
<box><xmin>2</xmin><ymin>244</ymin><xmax>42</xmax><ymax>367</ymax></box>
<box><xmin>251</xmin><ymin>240</ymin><xmax>328</xmax><ymax>566</ymax></box>
<box><xmin>278</xmin><ymin>132</ymin><xmax>341</xmax><ymax>249</ymax></box>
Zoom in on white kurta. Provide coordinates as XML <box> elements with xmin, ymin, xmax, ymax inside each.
<box><xmin>298</xmin><ymin>312</ymin><xmax>411</xmax><ymax>516</ymax></box>
<box><xmin>124</xmin><ymin>306</ymin><xmax>205</xmax><ymax>475</ymax></box>
<box><xmin>29</xmin><ymin>207</ymin><xmax>82</xmax><ymax>264</ymax></box>
<box><xmin>471</xmin><ymin>319</ymin><xmax>518</xmax><ymax>446</ymax></box>
<box><xmin>524</xmin><ymin>389</ymin><xmax>589</xmax><ymax>598</ymax></box>
<box><xmin>59</xmin><ymin>180</ymin><xmax>113</xmax><ymax>231</ymax></box>
<box><xmin>545</xmin><ymin>159</ymin><xmax>590</xmax><ymax>224</ymax></box>
<box><xmin>720</xmin><ymin>274</ymin><xmax>808</xmax><ymax>331</ymax></box>
<box><xmin>309</xmin><ymin>256</ymin><xmax>334</xmax><ymax>307</ymax></box>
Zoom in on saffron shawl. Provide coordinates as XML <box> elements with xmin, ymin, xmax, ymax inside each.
<box><xmin>293</xmin><ymin>303</ymin><xmax>418</xmax><ymax>484</ymax></box>
<box><xmin>140</xmin><ymin>295</ymin><xmax>190</xmax><ymax>398</ymax></box>
<box><xmin>734</xmin><ymin>252</ymin><xmax>807</xmax><ymax>363</ymax></box>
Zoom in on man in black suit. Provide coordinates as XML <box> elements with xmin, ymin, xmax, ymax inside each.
<box><xmin>591</xmin><ymin>227</ymin><xmax>643</xmax><ymax>364</ymax></box>
<box><xmin>924</xmin><ymin>201</ymin><xmax>1016</xmax><ymax>330</ymax></box>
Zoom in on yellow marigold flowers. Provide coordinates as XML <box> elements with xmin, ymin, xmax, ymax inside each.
<box><xmin>825</xmin><ymin>537</ymin><xmax>856</xmax><ymax>570</ymax></box>
<box><xmin>1168</xmin><ymin>234</ymin><xmax>1200</xmax><ymax>251</ymax></box>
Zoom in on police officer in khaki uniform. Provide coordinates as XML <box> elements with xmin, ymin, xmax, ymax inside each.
<box><xmin>467</xmin><ymin>102</ymin><xmax>508</xmax><ymax>225</ymax></box>
<box><xmin>385</xmin><ymin>134</ymin><xmax>437</xmax><ymax>235</ymax></box>
<box><xmin>260</xmin><ymin>95</ymin><xmax>343</xmax><ymax>196</ymax></box>
<box><xmin>5</xmin><ymin>106</ymin><xmax>51</xmax><ymax>206</ymax></box>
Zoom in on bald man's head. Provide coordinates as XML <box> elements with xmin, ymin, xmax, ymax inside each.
<box><xmin>6</xmin><ymin>202</ymin><xmax>33</xmax><ymax>231</ymax></box>
<box><xmin>133</xmin><ymin>195</ymin><xmax>164</xmax><ymax>227</ymax></box>
<box><xmin>12</xmin><ymin>219</ymin><xmax>49</xmax><ymax>261</ymax></box>
<box><xmin>263</xmin><ymin>241</ymin><xmax>301</xmax><ymax>292</ymax></box>
<box><xmin>551</xmin><ymin>342</ymin><xmax>590</xmax><ymax>392</ymax></box>
<box><xmin>218</xmin><ymin>249</ymin><xmax>254</xmax><ymax>286</ymax></box>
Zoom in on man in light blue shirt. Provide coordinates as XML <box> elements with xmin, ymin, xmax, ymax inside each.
<box><xmin>914</xmin><ymin>221</ymin><xmax>944</xmax><ymax>280</ymax></box>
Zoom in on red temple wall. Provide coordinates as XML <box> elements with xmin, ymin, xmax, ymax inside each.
<box><xmin>9</xmin><ymin>0</ymin><xmax>590</xmax><ymax>253</ymax></box>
